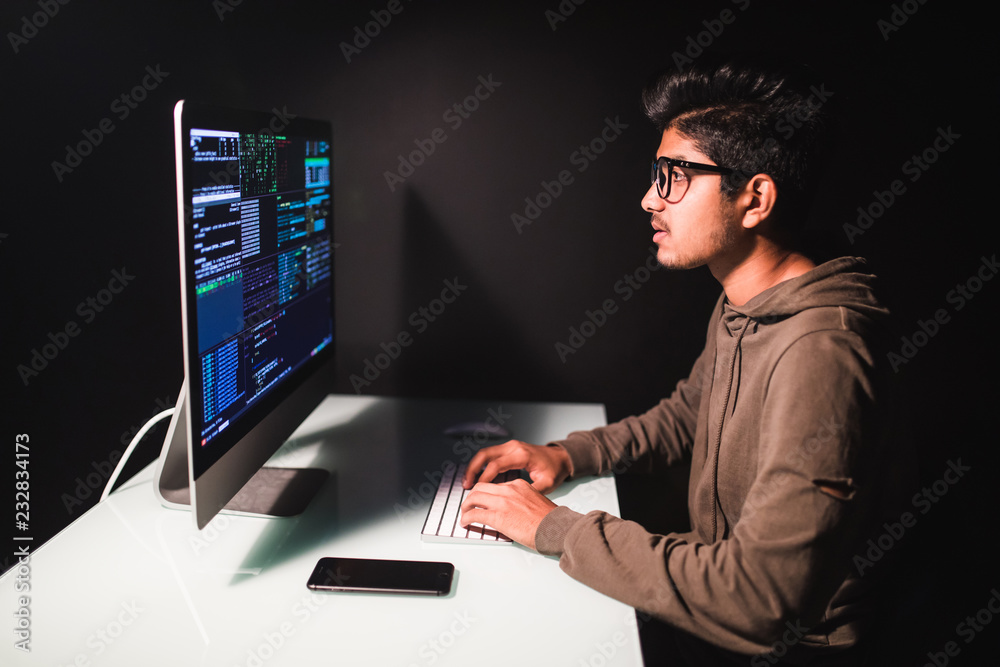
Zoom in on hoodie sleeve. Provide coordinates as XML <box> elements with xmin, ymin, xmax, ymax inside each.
<box><xmin>535</xmin><ymin>327</ymin><xmax>881</xmax><ymax>655</ymax></box>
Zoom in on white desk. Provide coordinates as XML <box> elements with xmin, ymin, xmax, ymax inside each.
<box><xmin>2</xmin><ymin>395</ymin><xmax>644</xmax><ymax>666</ymax></box>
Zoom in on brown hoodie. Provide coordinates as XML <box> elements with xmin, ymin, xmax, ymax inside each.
<box><xmin>535</xmin><ymin>257</ymin><xmax>912</xmax><ymax>662</ymax></box>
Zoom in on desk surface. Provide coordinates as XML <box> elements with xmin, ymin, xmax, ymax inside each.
<box><xmin>2</xmin><ymin>395</ymin><xmax>644</xmax><ymax>666</ymax></box>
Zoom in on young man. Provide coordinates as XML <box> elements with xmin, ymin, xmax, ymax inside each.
<box><xmin>459</xmin><ymin>57</ymin><xmax>911</xmax><ymax>665</ymax></box>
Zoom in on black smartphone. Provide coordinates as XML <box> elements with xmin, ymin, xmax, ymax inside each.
<box><xmin>306</xmin><ymin>557</ymin><xmax>454</xmax><ymax>596</ymax></box>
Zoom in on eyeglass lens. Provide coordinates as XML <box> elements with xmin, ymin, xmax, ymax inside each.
<box><xmin>652</xmin><ymin>159</ymin><xmax>688</xmax><ymax>202</ymax></box>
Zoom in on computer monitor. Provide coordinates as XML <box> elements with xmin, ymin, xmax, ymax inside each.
<box><xmin>154</xmin><ymin>100</ymin><xmax>335</xmax><ymax>529</ymax></box>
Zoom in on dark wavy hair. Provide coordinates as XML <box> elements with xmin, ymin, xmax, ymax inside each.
<box><xmin>642</xmin><ymin>55</ymin><xmax>834</xmax><ymax>232</ymax></box>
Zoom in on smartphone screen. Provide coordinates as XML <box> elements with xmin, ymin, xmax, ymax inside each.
<box><xmin>306</xmin><ymin>557</ymin><xmax>454</xmax><ymax>596</ymax></box>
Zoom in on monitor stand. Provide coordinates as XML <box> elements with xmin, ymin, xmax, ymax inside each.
<box><xmin>153</xmin><ymin>380</ymin><xmax>327</xmax><ymax>520</ymax></box>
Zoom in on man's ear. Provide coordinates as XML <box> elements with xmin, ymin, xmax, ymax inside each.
<box><xmin>738</xmin><ymin>174</ymin><xmax>778</xmax><ymax>230</ymax></box>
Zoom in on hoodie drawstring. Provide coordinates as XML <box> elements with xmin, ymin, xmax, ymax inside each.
<box><xmin>711</xmin><ymin>316</ymin><xmax>752</xmax><ymax>542</ymax></box>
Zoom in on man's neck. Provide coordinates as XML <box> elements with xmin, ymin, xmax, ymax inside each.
<box><xmin>710</xmin><ymin>243</ymin><xmax>816</xmax><ymax>306</ymax></box>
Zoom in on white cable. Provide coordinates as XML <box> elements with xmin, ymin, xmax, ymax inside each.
<box><xmin>101</xmin><ymin>408</ymin><xmax>175</xmax><ymax>502</ymax></box>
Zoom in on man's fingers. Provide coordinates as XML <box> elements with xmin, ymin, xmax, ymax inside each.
<box><xmin>479</xmin><ymin>459</ymin><xmax>510</xmax><ymax>485</ymax></box>
<box><xmin>461</xmin><ymin>482</ymin><xmax>502</xmax><ymax>509</ymax></box>
<box><xmin>459</xmin><ymin>488</ymin><xmax>496</xmax><ymax>528</ymax></box>
<box><xmin>458</xmin><ymin>507</ymin><xmax>497</xmax><ymax>530</ymax></box>
<box><xmin>462</xmin><ymin>441</ymin><xmax>522</xmax><ymax>488</ymax></box>
<box><xmin>459</xmin><ymin>479</ymin><xmax>553</xmax><ymax>551</ymax></box>
<box><xmin>460</xmin><ymin>482</ymin><xmax>512</xmax><ymax>517</ymax></box>
<box><xmin>463</xmin><ymin>448</ymin><xmax>494</xmax><ymax>487</ymax></box>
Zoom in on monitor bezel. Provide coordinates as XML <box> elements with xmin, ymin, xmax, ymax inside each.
<box><xmin>172</xmin><ymin>99</ymin><xmax>335</xmax><ymax>529</ymax></box>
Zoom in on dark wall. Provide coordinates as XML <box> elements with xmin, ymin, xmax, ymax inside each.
<box><xmin>3</xmin><ymin>0</ymin><xmax>996</xmax><ymax>660</ymax></box>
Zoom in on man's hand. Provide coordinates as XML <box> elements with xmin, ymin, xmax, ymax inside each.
<box><xmin>459</xmin><ymin>478</ymin><xmax>557</xmax><ymax>551</ymax></box>
<box><xmin>462</xmin><ymin>440</ymin><xmax>573</xmax><ymax>494</ymax></box>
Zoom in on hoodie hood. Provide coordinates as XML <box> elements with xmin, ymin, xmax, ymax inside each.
<box><xmin>725</xmin><ymin>257</ymin><xmax>890</xmax><ymax>324</ymax></box>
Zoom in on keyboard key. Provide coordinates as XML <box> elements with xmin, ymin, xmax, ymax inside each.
<box><xmin>420</xmin><ymin>462</ymin><xmax>514</xmax><ymax>545</ymax></box>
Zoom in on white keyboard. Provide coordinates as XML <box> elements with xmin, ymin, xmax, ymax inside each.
<box><xmin>420</xmin><ymin>462</ymin><xmax>518</xmax><ymax>544</ymax></box>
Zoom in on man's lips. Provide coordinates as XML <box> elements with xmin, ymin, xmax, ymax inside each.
<box><xmin>651</xmin><ymin>219</ymin><xmax>668</xmax><ymax>242</ymax></box>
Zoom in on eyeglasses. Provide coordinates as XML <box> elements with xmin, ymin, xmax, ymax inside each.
<box><xmin>651</xmin><ymin>156</ymin><xmax>733</xmax><ymax>202</ymax></box>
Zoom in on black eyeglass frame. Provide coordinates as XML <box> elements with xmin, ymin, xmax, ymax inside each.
<box><xmin>651</xmin><ymin>156</ymin><xmax>734</xmax><ymax>201</ymax></box>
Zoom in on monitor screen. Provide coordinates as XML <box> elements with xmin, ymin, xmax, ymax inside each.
<box><xmin>156</xmin><ymin>101</ymin><xmax>335</xmax><ymax>529</ymax></box>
